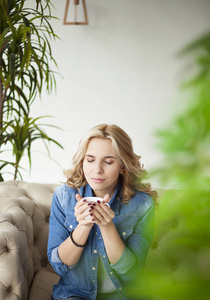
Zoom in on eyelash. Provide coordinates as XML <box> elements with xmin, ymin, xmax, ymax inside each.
<box><xmin>87</xmin><ymin>160</ymin><xmax>113</xmax><ymax>165</ymax></box>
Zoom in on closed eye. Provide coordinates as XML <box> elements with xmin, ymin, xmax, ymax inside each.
<box><xmin>105</xmin><ymin>161</ymin><xmax>114</xmax><ymax>165</ymax></box>
<box><xmin>87</xmin><ymin>159</ymin><xmax>94</xmax><ymax>163</ymax></box>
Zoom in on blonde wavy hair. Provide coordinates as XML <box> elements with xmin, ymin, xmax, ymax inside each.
<box><xmin>65</xmin><ymin>124</ymin><xmax>157</xmax><ymax>203</ymax></box>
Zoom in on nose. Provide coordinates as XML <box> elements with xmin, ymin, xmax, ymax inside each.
<box><xmin>94</xmin><ymin>162</ymin><xmax>103</xmax><ymax>174</ymax></box>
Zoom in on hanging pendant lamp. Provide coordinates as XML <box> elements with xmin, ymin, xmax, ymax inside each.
<box><xmin>63</xmin><ymin>0</ymin><xmax>88</xmax><ymax>25</ymax></box>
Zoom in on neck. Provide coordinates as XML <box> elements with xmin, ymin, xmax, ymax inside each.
<box><xmin>93</xmin><ymin>190</ymin><xmax>114</xmax><ymax>199</ymax></box>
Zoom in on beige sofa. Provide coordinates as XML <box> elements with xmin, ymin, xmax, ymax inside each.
<box><xmin>0</xmin><ymin>180</ymin><xmax>60</xmax><ymax>300</ymax></box>
<box><xmin>0</xmin><ymin>181</ymin><xmax>209</xmax><ymax>300</ymax></box>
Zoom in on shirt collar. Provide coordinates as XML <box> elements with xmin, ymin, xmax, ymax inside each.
<box><xmin>83</xmin><ymin>183</ymin><xmax>94</xmax><ymax>197</ymax></box>
<box><xmin>110</xmin><ymin>180</ymin><xmax>122</xmax><ymax>215</ymax></box>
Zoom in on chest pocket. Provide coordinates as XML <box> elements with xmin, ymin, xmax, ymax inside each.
<box><xmin>118</xmin><ymin>227</ymin><xmax>133</xmax><ymax>242</ymax></box>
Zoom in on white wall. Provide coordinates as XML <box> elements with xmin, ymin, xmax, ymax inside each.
<box><xmin>3</xmin><ymin>0</ymin><xmax>210</xmax><ymax>186</ymax></box>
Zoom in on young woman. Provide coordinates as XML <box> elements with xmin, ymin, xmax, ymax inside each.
<box><xmin>47</xmin><ymin>124</ymin><xmax>157</xmax><ymax>300</ymax></box>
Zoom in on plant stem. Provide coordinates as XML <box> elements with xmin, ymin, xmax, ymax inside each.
<box><xmin>0</xmin><ymin>77</ymin><xmax>3</xmax><ymax>130</ymax></box>
<box><xmin>14</xmin><ymin>165</ymin><xmax>18</xmax><ymax>180</ymax></box>
<box><xmin>14</xmin><ymin>158</ymin><xmax>21</xmax><ymax>180</ymax></box>
<box><xmin>0</xmin><ymin>76</ymin><xmax>7</xmax><ymax>131</ymax></box>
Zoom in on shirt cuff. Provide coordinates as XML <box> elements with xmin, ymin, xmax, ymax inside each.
<box><xmin>51</xmin><ymin>246</ymin><xmax>77</xmax><ymax>275</ymax></box>
<box><xmin>110</xmin><ymin>247</ymin><xmax>136</xmax><ymax>275</ymax></box>
<box><xmin>51</xmin><ymin>246</ymin><xmax>62</xmax><ymax>263</ymax></box>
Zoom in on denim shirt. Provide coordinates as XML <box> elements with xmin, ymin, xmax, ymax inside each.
<box><xmin>47</xmin><ymin>182</ymin><xmax>155</xmax><ymax>300</ymax></box>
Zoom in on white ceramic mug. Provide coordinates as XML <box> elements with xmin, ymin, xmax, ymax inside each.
<box><xmin>82</xmin><ymin>197</ymin><xmax>110</xmax><ymax>219</ymax></box>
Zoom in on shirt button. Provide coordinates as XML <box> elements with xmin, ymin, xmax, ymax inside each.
<box><xmin>99</xmin><ymin>236</ymin><xmax>102</xmax><ymax>239</ymax></box>
<box><xmin>94</xmin><ymin>250</ymin><xmax>97</xmax><ymax>253</ymax></box>
<box><xmin>93</xmin><ymin>280</ymin><xmax>96</xmax><ymax>283</ymax></box>
<box><xmin>103</xmin><ymin>255</ymin><xmax>106</xmax><ymax>258</ymax></box>
<box><xmin>70</xmin><ymin>225</ymin><xmax>73</xmax><ymax>229</ymax></box>
<box><xmin>122</xmin><ymin>232</ymin><xmax>126</xmax><ymax>236</ymax></box>
<box><xmin>119</xmin><ymin>287</ymin><xmax>122</xmax><ymax>291</ymax></box>
<box><xmin>92</xmin><ymin>267</ymin><xmax>96</xmax><ymax>271</ymax></box>
<box><xmin>110</xmin><ymin>271</ymin><xmax>113</xmax><ymax>275</ymax></box>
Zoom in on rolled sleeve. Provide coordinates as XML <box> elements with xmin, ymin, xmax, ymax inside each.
<box><xmin>110</xmin><ymin>246</ymin><xmax>136</xmax><ymax>275</ymax></box>
<box><xmin>50</xmin><ymin>246</ymin><xmax>77</xmax><ymax>275</ymax></box>
<box><xmin>50</xmin><ymin>246</ymin><xmax>70</xmax><ymax>275</ymax></box>
<box><xmin>51</xmin><ymin>246</ymin><xmax>61</xmax><ymax>264</ymax></box>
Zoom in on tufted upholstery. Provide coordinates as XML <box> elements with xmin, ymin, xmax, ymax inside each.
<box><xmin>0</xmin><ymin>181</ymin><xmax>209</xmax><ymax>299</ymax></box>
<box><xmin>0</xmin><ymin>180</ymin><xmax>60</xmax><ymax>300</ymax></box>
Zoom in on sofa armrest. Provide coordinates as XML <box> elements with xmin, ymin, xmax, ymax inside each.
<box><xmin>0</xmin><ymin>197</ymin><xmax>34</xmax><ymax>300</ymax></box>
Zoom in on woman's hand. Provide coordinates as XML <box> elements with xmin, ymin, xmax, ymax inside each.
<box><xmin>58</xmin><ymin>194</ymin><xmax>93</xmax><ymax>266</ymax></box>
<box><xmin>92</xmin><ymin>194</ymin><xmax>125</xmax><ymax>264</ymax></box>
<box><xmin>74</xmin><ymin>194</ymin><xmax>94</xmax><ymax>227</ymax></box>
<box><xmin>92</xmin><ymin>194</ymin><xmax>115</xmax><ymax>227</ymax></box>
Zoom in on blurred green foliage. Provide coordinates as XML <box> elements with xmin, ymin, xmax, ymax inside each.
<box><xmin>128</xmin><ymin>32</ymin><xmax>210</xmax><ymax>299</ymax></box>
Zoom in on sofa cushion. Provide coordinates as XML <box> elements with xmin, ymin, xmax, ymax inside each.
<box><xmin>28</xmin><ymin>269</ymin><xmax>59</xmax><ymax>300</ymax></box>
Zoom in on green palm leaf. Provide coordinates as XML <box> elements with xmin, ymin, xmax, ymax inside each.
<box><xmin>0</xmin><ymin>0</ymin><xmax>62</xmax><ymax>181</ymax></box>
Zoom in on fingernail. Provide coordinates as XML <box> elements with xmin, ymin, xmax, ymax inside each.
<box><xmin>89</xmin><ymin>209</ymin><xmax>92</xmax><ymax>212</ymax></box>
<box><xmin>88</xmin><ymin>202</ymin><xmax>92</xmax><ymax>206</ymax></box>
<box><xmin>90</xmin><ymin>205</ymin><xmax>94</xmax><ymax>209</ymax></box>
<box><xmin>97</xmin><ymin>200</ymin><xmax>101</xmax><ymax>204</ymax></box>
<box><xmin>90</xmin><ymin>213</ymin><xmax>93</xmax><ymax>216</ymax></box>
<box><xmin>92</xmin><ymin>219</ymin><xmax>95</xmax><ymax>221</ymax></box>
<box><xmin>83</xmin><ymin>199</ymin><xmax>87</xmax><ymax>202</ymax></box>
<box><xmin>93</xmin><ymin>203</ymin><xmax>96</xmax><ymax>206</ymax></box>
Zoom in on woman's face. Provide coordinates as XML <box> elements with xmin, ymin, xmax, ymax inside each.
<box><xmin>83</xmin><ymin>138</ymin><xmax>123</xmax><ymax>198</ymax></box>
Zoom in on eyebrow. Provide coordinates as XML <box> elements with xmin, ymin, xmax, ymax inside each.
<box><xmin>85</xmin><ymin>154</ymin><xmax>117</xmax><ymax>159</ymax></box>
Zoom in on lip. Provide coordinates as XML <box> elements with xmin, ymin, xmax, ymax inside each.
<box><xmin>91</xmin><ymin>178</ymin><xmax>105</xmax><ymax>183</ymax></box>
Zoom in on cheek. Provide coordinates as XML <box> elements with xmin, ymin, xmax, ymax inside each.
<box><xmin>82</xmin><ymin>161</ymin><xmax>87</xmax><ymax>175</ymax></box>
<box><xmin>109</xmin><ymin>168</ymin><xmax>121</xmax><ymax>180</ymax></box>
<box><xmin>83</xmin><ymin>161</ymin><xmax>91</xmax><ymax>175</ymax></box>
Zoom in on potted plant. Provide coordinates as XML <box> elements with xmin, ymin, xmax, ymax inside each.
<box><xmin>0</xmin><ymin>0</ymin><xmax>63</xmax><ymax>181</ymax></box>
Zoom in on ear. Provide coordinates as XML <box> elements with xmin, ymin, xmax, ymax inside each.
<box><xmin>120</xmin><ymin>165</ymin><xmax>124</xmax><ymax>175</ymax></box>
